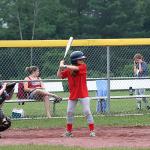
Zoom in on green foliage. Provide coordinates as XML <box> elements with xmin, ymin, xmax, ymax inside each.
<box><xmin>0</xmin><ymin>0</ymin><xmax>150</xmax><ymax>39</ymax></box>
<box><xmin>118</xmin><ymin>64</ymin><xmax>133</xmax><ymax>77</ymax></box>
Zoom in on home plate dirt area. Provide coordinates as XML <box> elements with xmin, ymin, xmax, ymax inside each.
<box><xmin>0</xmin><ymin>126</ymin><xmax>150</xmax><ymax>148</ymax></box>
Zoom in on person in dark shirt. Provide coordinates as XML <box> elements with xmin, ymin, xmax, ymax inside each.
<box><xmin>133</xmin><ymin>53</ymin><xmax>150</xmax><ymax>110</ymax></box>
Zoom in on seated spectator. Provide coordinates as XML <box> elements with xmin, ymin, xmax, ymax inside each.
<box><xmin>24</xmin><ymin>66</ymin><xmax>62</xmax><ymax>118</ymax></box>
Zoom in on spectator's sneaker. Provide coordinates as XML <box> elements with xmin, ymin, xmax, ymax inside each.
<box><xmin>61</xmin><ymin>131</ymin><xmax>73</xmax><ymax>137</ymax></box>
<box><xmin>137</xmin><ymin>103</ymin><xmax>141</xmax><ymax>110</ymax></box>
<box><xmin>137</xmin><ymin>107</ymin><xmax>141</xmax><ymax>111</ymax></box>
<box><xmin>137</xmin><ymin>105</ymin><xmax>141</xmax><ymax>110</ymax></box>
<box><xmin>90</xmin><ymin>131</ymin><xmax>96</xmax><ymax>137</ymax></box>
<box><xmin>146</xmin><ymin>106</ymin><xmax>150</xmax><ymax>110</ymax></box>
<box><xmin>18</xmin><ymin>102</ymin><xmax>25</xmax><ymax>105</ymax></box>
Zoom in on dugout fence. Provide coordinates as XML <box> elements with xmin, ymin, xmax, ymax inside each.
<box><xmin>1</xmin><ymin>38</ymin><xmax>150</xmax><ymax>119</ymax></box>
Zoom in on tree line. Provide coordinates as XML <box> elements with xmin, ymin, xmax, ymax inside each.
<box><xmin>0</xmin><ymin>0</ymin><xmax>150</xmax><ymax>40</ymax></box>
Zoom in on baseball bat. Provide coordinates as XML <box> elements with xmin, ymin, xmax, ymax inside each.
<box><xmin>63</xmin><ymin>37</ymin><xmax>73</xmax><ymax>60</ymax></box>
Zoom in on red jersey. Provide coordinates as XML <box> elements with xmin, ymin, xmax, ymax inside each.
<box><xmin>60</xmin><ymin>64</ymin><xmax>89</xmax><ymax>100</ymax></box>
<box><xmin>28</xmin><ymin>77</ymin><xmax>42</xmax><ymax>89</ymax></box>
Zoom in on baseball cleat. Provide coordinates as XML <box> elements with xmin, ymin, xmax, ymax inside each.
<box><xmin>90</xmin><ymin>131</ymin><xmax>96</xmax><ymax>137</ymax></box>
<box><xmin>61</xmin><ymin>131</ymin><xmax>73</xmax><ymax>137</ymax></box>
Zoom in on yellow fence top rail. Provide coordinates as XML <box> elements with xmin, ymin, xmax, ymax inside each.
<box><xmin>0</xmin><ymin>38</ymin><xmax>150</xmax><ymax>47</ymax></box>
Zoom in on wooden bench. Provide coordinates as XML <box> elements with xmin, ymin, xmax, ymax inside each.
<box><xmin>5</xmin><ymin>78</ymin><xmax>150</xmax><ymax>115</ymax></box>
<box><xmin>6</xmin><ymin>81</ymin><xmax>65</xmax><ymax>115</ymax></box>
<box><xmin>87</xmin><ymin>79</ymin><xmax>150</xmax><ymax>99</ymax></box>
<box><xmin>87</xmin><ymin>79</ymin><xmax>150</xmax><ymax>113</ymax></box>
<box><xmin>5</xmin><ymin>78</ymin><xmax>150</xmax><ymax>101</ymax></box>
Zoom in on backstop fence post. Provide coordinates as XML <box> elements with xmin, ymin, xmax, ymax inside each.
<box><xmin>106</xmin><ymin>46</ymin><xmax>110</xmax><ymax>113</ymax></box>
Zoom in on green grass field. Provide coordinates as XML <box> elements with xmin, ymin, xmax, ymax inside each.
<box><xmin>2</xmin><ymin>145</ymin><xmax>150</xmax><ymax>150</ymax></box>
<box><xmin>1</xmin><ymin>145</ymin><xmax>150</xmax><ymax>150</ymax></box>
<box><xmin>11</xmin><ymin>114</ymin><xmax>150</xmax><ymax>129</ymax></box>
<box><xmin>1</xmin><ymin>91</ymin><xmax>150</xmax><ymax>150</ymax></box>
<box><xmin>3</xmin><ymin>90</ymin><xmax>150</xmax><ymax>118</ymax></box>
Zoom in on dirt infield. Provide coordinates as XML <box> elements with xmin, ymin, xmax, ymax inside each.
<box><xmin>0</xmin><ymin>126</ymin><xmax>150</xmax><ymax>148</ymax></box>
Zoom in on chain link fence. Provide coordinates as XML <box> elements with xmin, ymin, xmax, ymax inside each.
<box><xmin>1</xmin><ymin>40</ymin><xmax>150</xmax><ymax>119</ymax></box>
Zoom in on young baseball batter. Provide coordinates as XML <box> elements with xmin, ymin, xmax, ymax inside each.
<box><xmin>57</xmin><ymin>51</ymin><xmax>95</xmax><ymax>137</ymax></box>
<box><xmin>133</xmin><ymin>53</ymin><xmax>150</xmax><ymax>110</ymax></box>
